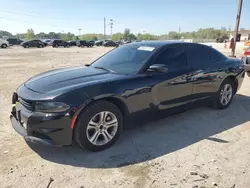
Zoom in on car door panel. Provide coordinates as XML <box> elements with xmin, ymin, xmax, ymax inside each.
<box><xmin>151</xmin><ymin>68</ymin><xmax>194</xmax><ymax>110</ymax></box>
<box><xmin>186</xmin><ymin>44</ymin><xmax>224</xmax><ymax>99</ymax></box>
<box><xmin>147</xmin><ymin>45</ymin><xmax>193</xmax><ymax>110</ymax></box>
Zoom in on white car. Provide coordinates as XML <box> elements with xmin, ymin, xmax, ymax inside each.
<box><xmin>0</xmin><ymin>38</ymin><xmax>9</xmax><ymax>48</ymax></box>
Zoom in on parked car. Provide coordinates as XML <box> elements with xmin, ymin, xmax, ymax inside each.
<box><xmin>88</xmin><ymin>40</ymin><xmax>95</xmax><ymax>46</ymax></box>
<box><xmin>43</xmin><ymin>39</ymin><xmax>52</xmax><ymax>45</ymax></box>
<box><xmin>0</xmin><ymin>38</ymin><xmax>9</xmax><ymax>48</ymax></box>
<box><xmin>7</xmin><ymin>38</ymin><xmax>23</xmax><ymax>45</ymax></box>
<box><xmin>10</xmin><ymin>41</ymin><xmax>246</xmax><ymax>152</ymax></box>
<box><xmin>68</xmin><ymin>40</ymin><xmax>77</xmax><ymax>46</ymax></box>
<box><xmin>242</xmin><ymin>46</ymin><xmax>250</xmax><ymax>77</ymax></box>
<box><xmin>95</xmin><ymin>40</ymin><xmax>104</xmax><ymax>46</ymax></box>
<box><xmin>103</xmin><ymin>40</ymin><xmax>119</xmax><ymax>47</ymax></box>
<box><xmin>21</xmin><ymin>40</ymin><xmax>45</xmax><ymax>48</ymax></box>
<box><xmin>51</xmin><ymin>40</ymin><xmax>70</xmax><ymax>48</ymax></box>
<box><xmin>77</xmin><ymin>40</ymin><xmax>93</xmax><ymax>47</ymax></box>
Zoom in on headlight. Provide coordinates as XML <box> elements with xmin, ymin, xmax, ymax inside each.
<box><xmin>35</xmin><ymin>102</ymin><xmax>70</xmax><ymax>113</ymax></box>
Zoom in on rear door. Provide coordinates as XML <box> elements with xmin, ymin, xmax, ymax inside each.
<box><xmin>30</xmin><ymin>40</ymin><xmax>37</xmax><ymax>47</ymax></box>
<box><xmin>149</xmin><ymin>44</ymin><xmax>193</xmax><ymax>109</ymax></box>
<box><xmin>186</xmin><ymin>44</ymin><xmax>226</xmax><ymax>99</ymax></box>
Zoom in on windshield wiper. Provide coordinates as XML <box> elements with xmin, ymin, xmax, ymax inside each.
<box><xmin>93</xmin><ymin>66</ymin><xmax>116</xmax><ymax>73</ymax></box>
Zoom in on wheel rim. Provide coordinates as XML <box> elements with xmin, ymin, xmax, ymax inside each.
<box><xmin>86</xmin><ymin>111</ymin><xmax>118</xmax><ymax>146</ymax></box>
<box><xmin>220</xmin><ymin>84</ymin><xmax>233</xmax><ymax>106</ymax></box>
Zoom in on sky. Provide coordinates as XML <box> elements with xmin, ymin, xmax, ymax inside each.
<box><xmin>0</xmin><ymin>0</ymin><xmax>249</xmax><ymax>35</ymax></box>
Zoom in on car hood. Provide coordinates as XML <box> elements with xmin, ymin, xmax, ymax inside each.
<box><xmin>24</xmin><ymin>66</ymin><xmax>126</xmax><ymax>94</ymax></box>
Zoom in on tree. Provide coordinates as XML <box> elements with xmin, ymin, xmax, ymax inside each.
<box><xmin>0</xmin><ymin>30</ymin><xmax>13</xmax><ymax>38</ymax></box>
<box><xmin>26</xmin><ymin>29</ymin><xmax>35</xmax><ymax>40</ymax></box>
<box><xmin>168</xmin><ymin>31</ymin><xmax>180</xmax><ymax>39</ymax></box>
<box><xmin>138</xmin><ymin>33</ymin><xmax>158</xmax><ymax>40</ymax></box>
<box><xmin>112</xmin><ymin>33</ymin><xmax>123</xmax><ymax>41</ymax></box>
<box><xmin>81</xmin><ymin>34</ymin><xmax>101</xmax><ymax>41</ymax></box>
<box><xmin>36</xmin><ymin>32</ymin><xmax>47</xmax><ymax>39</ymax></box>
<box><xmin>123</xmin><ymin>28</ymin><xmax>131</xmax><ymax>41</ymax></box>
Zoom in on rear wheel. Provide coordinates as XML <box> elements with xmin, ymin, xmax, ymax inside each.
<box><xmin>213</xmin><ymin>79</ymin><xmax>234</xmax><ymax>109</ymax></box>
<box><xmin>75</xmin><ymin>101</ymin><xmax>123</xmax><ymax>151</ymax></box>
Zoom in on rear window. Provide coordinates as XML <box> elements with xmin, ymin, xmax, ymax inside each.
<box><xmin>209</xmin><ymin>48</ymin><xmax>226</xmax><ymax>62</ymax></box>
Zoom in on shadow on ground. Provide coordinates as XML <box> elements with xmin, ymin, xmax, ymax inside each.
<box><xmin>28</xmin><ymin>94</ymin><xmax>250</xmax><ymax>168</ymax></box>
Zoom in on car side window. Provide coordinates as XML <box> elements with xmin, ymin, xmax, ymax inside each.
<box><xmin>154</xmin><ymin>47</ymin><xmax>188</xmax><ymax>71</ymax></box>
<box><xmin>186</xmin><ymin>45</ymin><xmax>210</xmax><ymax>69</ymax></box>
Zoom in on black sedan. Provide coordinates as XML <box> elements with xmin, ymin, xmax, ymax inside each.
<box><xmin>103</xmin><ymin>40</ymin><xmax>119</xmax><ymax>47</ymax></box>
<box><xmin>68</xmin><ymin>40</ymin><xmax>77</xmax><ymax>46</ymax></box>
<box><xmin>21</xmin><ymin>40</ymin><xmax>45</xmax><ymax>48</ymax></box>
<box><xmin>95</xmin><ymin>40</ymin><xmax>103</xmax><ymax>46</ymax></box>
<box><xmin>77</xmin><ymin>40</ymin><xmax>93</xmax><ymax>47</ymax></box>
<box><xmin>51</xmin><ymin>40</ymin><xmax>70</xmax><ymax>48</ymax></box>
<box><xmin>10</xmin><ymin>41</ymin><xmax>245</xmax><ymax>151</ymax></box>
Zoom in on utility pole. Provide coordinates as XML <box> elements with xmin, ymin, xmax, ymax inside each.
<box><xmin>78</xmin><ymin>29</ymin><xmax>81</xmax><ymax>37</ymax></box>
<box><xmin>104</xmin><ymin>17</ymin><xmax>106</xmax><ymax>39</ymax></box>
<box><xmin>179</xmin><ymin>26</ymin><xmax>181</xmax><ymax>39</ymax></box>
<box><xmin>231</xmin><ymin>0</ymin><xmax>243</xmax><ymax>57</ymax></box>
<box><xmin>110</xmin><ymin>19</ymin><xmax>113</xmax><ymax>39</ymax></box>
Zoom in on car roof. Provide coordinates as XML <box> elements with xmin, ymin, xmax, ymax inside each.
<box><xmin>124</xmin><ymin>40</ymin><xmax>185</xmax><ymax>48</ymax></box>
<box><xmin>124</xmin><ymin>40</ymin><xmax>214</xmax><ymax>50</ymax></box>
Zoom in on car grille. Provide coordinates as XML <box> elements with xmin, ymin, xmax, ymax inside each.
<box><xmin>19</xmin><ymin>98</ymin><xmax>33</xmax><ymax>111</ymax></box>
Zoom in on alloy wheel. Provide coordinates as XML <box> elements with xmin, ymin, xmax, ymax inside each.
<box><xmin>86</xmin><ymin>111</ymin><xmax>118</xmax><ymax>146</ymax></box>
<box><xmin>220</xmin><ymin>84</ymin><xmax>233</xmax><ymax>106</ymax></box>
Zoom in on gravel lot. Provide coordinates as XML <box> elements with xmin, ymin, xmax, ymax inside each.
<box><xmin>0</xmin><ymin>45</ymin><xmax>249</xmax><ymax>188</ymax></box>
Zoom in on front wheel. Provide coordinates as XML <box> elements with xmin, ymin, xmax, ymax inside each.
<box><xmin>74</xmin><ymin>101</ymin><xmax>123</xmax><ymax>152</ymax></box>
<box><xmin>213</xmin><ymin>79</ymin><xmax>234</xmax><ymax>109</ymax></box>
<box><xmin>1</xmin><ymin>44</ymin><xmax>7</xmax><ymax>48</ymax></box>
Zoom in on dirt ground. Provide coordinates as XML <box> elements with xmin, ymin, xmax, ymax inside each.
<box><xmin>0</xmin><ymin>45</ymin><xmax>249</xmax><ymax>188</ymax></box>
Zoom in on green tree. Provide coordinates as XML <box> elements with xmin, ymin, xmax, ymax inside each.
<box><xmin>137</xmin><ymin>33</ymin><xmax>158</xmax><ymax>40</ymax></box>
<box><xmin>112</xmin><ymin>33</ymin><xmax>123</xmax><ymax>41</ymax></box>
<box><xmin>123</xmin><ymin>28</ymin><xmax>131</xmax><ymax>41</ymax></box>
<box><xmin>26</xmin><ymin>29</ymin><xmax>35</xmax><ymax>40</ymax></box>
<box><xmin>81</xmin><ymin>34</ymin><xmax>100</xmax><ymax>40</ymax></box>
<box><xmin>36</xmin><ymin>32</ymin><xmax>47</xmax><ymax>39</ymax></box>
<box><xmin>168</xmin><ymin>31</ymin><xmax>180</xmax><ymax>39</ymax></box>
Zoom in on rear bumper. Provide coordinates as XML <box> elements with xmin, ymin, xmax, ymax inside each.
<box><xmin>10</xmin><ymin>106</ymin><xmax>73</xmax><ymax>146</ymax></box>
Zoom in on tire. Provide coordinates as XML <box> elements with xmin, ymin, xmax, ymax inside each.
<box><xmin>1</xmin><ymin>44</ymin><xmax>7</xmax><ymax>48</ymax></box>
<box><xmin>213</xmin><ymin>78</ymin><xmax>235</xmax><ymax>109</ymax></box>
<box><xmin>38</xmin><ymin>44</ymin><xmax>43</xmax><ymax>48</ymax></box>
<box><xmin>25</xmin><ymin>45</ymin><xmax>29</xmax><ymax>48</ymax></box>
<box><xmin>74</xmin><ymin>101</ymin><xmax>123</xmax><ymax>152</ymax></box>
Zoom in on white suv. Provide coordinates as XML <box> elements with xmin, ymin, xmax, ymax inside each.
<box><xmin>0</xmin><ymin>38</ymin><xmax>9</xmax><ymax>48</ymax></box>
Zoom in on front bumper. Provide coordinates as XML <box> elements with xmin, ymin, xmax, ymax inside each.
<box><xmin>10</xmin><ymin>102</ymin><xmax>73</xmax><ymax>146</ymax></box>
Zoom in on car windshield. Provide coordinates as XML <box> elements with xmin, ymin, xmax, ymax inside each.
<box><xmin>91</xmin><ymin>45</ymin><xmax>156</xmax><ymax>74</ymax></box>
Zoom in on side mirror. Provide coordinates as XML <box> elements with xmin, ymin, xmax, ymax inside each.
<box><xmin>148</xmin><ymin>64</ymin><xmax>168</xmax><ymax>73</ymax></box>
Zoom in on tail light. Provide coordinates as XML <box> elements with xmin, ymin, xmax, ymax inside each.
<box><xmin>244</xmin><ymin>47</ymin><xmax>250</xmax><ymax>56</ymax></box>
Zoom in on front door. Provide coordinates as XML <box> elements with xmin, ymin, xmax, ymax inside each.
<box><xmin>149</xmin><ymin>45</ymin><xmax>193</xmax><ymax>110</ymax></box>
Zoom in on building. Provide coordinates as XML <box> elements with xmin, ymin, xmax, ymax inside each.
<box><xmin>230</xmin><ymin>30</ymin><xmax>250</xmax><ymax>41</ymax></box>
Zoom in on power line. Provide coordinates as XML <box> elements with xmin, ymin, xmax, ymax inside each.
<box><xmin>0</xmin><ymin>10</ymin><xmax>81</xmax><ymax>21</ymax></box>
<box><xmin>0</xmin><ymin>16</ymin><xmax>74</xmax><ymax>28</ymax></box>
